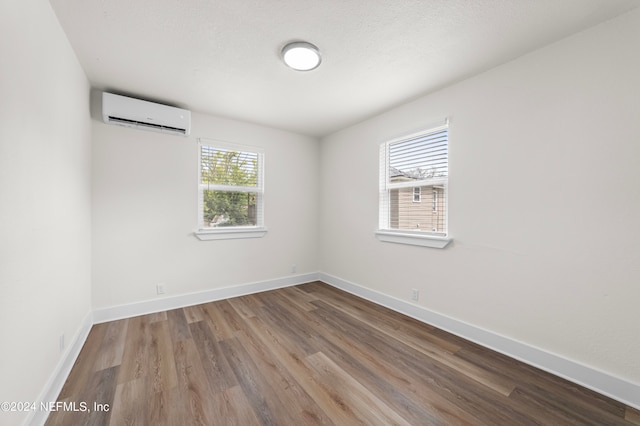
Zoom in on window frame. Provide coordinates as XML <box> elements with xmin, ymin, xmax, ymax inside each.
<box><xmin>413</xmin><ymin>187</ymin><xmax>421</xmax><ymax>203</ymax></box>
<box><xmin>194</xmin><ymin>139</ymin><xmax>267</xmax><ymax>241</ymax></box>
<box><xmin>376</xmin><ymin>122</ymin><xmax>451</xmax><ymax>249</ymax></box>
<box><xmin>432</xmin><ymin>189</ymin><xmax>438</xmax><ymax>213</ymax></box>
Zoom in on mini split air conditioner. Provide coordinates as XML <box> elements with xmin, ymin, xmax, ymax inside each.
<box><xmin>102</xmin><ymin>92</ymin><xmax>191</xmax><ymax>136</ymax></box>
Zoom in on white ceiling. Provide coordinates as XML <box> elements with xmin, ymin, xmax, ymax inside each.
<box><xmin>50</xmin><ymin>0</ymin><xmax>639</xmax><ymax>138</ymax></box>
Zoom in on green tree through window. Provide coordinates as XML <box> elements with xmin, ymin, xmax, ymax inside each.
<box><xmin>200</xmin><ymin>144</ymin><xmax>263</xmax><ymax>228</ymax></box>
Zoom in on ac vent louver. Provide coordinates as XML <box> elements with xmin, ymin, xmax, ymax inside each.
<box><xmin>106</xmin><ymin>116</ymin><xmax>188</xmax><ymax>134</ymax></box>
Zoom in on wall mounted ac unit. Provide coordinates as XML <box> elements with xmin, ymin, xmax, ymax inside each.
<box><xmin>102</xmin><ymin>92</ymin><xmax>191</xmax><ymax>136</ymax></box>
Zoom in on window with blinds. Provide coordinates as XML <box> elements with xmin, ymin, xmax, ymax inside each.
<box><xmin>379</xmin><ymin>123</ymin><xmax>448</xmax><ymax>236</ymax></box>
<box><xmin>198</xmin><ymin>140</ymin><xmax>264</xmax><ymax>229</ymax></box>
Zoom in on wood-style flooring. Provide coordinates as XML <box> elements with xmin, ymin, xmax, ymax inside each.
<box><xmin>46</xmin><ymin>281</ymin><xmax>640</xmax><ymax>425</ymax></box>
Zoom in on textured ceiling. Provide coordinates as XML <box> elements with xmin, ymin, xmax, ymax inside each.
<box><xmin>49</xmin><ymin>0</ymin><xmax>640</xmax><ymax>137</ymax></box>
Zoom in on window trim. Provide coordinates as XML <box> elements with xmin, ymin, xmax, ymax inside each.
<box><xmin>377</xmin><ymin>121</ymin><xmax>451</xmax><ymax>248</ymax></box>
<box><xmin>375</xmin><ymin>230</ymin><xmax>451</xmax><ymax>248</ymax></box>
<box><xmin>195</xmin><ymin>227</ymin><xmax>267</xmax><ymax>241</ymax></box>
<box><xmin>195</xmin><ymin>139</ymin><xmax>267</xmax><ymax>241</ymax></box>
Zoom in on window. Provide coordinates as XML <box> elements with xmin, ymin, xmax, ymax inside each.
<box><xmin>195</xmin><ymin>139</ymin><xmax>266</xmax><ymax>240</ymax></box>
<box><xmin>432</xmin><ymin>189</ymin><xmax>438</xmax><ymax>213</ymax></box>
<box><xmin>377</xmin><ymin>122</ymin><xmax>450</xmax><ymax>248</ymax></box>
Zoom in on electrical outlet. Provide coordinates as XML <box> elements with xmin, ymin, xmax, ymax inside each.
<box><xmin>291</xmin><ymin>264</ymin><xmax>297</xmax><ymax>274</ymax></box>
<box><xmin>156</xmin><ymin>283</ymin><xmax>165</xmax><ymax>295</ymax></box>
<box><xmin>411</xmin><ymin>288</ymin><xmax>419</xmax><ymax>301</ymax></box>
<box><xmin>59</xmin><ymin>334</ymin><xmax>65</xmax><ymax>352</ymax></box>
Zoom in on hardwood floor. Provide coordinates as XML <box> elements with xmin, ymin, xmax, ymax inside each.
<box><xmin>46</xmin><ymin>282</ymin><xmax>639</xmax><ymax>425</ymax></box>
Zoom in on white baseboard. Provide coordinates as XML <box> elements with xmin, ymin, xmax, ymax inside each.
<box><xmin>319</xmin><ymin>272</ymin><xmax>640</xmax><ymax>410</ymax></box>
<box><xmin>93</xmin><ymin>272</ymin><xmax>321</xmax><ymax>324</ymax></box>
<box><xmin>26</xmin><ymin>310</ymin><xmax>94</xmax><ymax>426</ymax></box>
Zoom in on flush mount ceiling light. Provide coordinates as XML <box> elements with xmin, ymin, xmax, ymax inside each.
<box><xmin>281</xmin><ymin>41</ymin><xmax>322</xmax><ymax>71</ymax></box>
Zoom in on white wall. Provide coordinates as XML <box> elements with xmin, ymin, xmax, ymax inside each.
<box><xmin>0</xmin><ymin>1</ymin><xmax>92</xmax><ymax>425</ymax></box>
<box><xmin>92</xmin><ymin>111</ymin><xmax>320</xmax><ymax>309</ymax></box>
<box><xmin>320</xmin><ymin>8</ymin><xmax>640</xmax><ymax>386</ymax></box>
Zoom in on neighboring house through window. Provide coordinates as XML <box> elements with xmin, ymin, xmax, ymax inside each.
<box><xmin>377</xmin><ymin>121</ymin><xmax>449</xmax><ymax>247</ymax></box>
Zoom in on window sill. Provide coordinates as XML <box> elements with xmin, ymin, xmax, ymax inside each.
<box><xmin>375</xmin><ymin>230</ymin><xmax>451</xmax><ymax>248</ymax></box>
<box><xmin>195</xmin><ymin>227</ymin><xmax>267</xmax><ymax>241</ymax></box>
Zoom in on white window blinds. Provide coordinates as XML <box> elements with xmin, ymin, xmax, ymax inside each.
<box><xmin>200</xmin><ymin>145</ymin><xmax>260</xmax><ymax>188</ymax></box>
<box><xmin>387</xmin><ymin>126</ymin><xmax>448</xmax><ymax>187</ymax></box>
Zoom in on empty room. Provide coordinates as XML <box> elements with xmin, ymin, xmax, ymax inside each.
<box><xmin>1</xmin><ymin>0</ymin><xmax>640</xmax><ymax>425</ymax></box>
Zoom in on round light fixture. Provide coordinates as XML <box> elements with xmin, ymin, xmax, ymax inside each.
<box><xmin>281</xmin><ymin>41</ymin><xmax>321</xmax><ymax>71</ymax></box>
